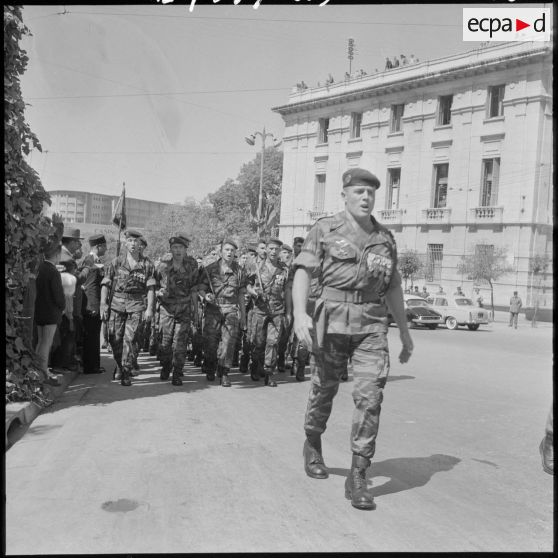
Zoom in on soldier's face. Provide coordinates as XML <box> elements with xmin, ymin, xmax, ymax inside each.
<box><xmin>267</xmin><ymin>243</ymin><xmax>280</xmax><ymax>262</ymax></box>
<box><xmin>126</xmin><ymin>237</ymin><xmax>140</xmax><ymax>255</ymax></box>
<box><xmin>257</xmin><ymin>243</ymin><xmax>267</xmax><ymax>258</ymax></box>
<box><xmin>221</xmin><ymin>243</ymin><xmax>235</xmax><ymax>263</ymax></box>
<box><xmin>239</xmin><ymin>254</ymin><xmax>248</xmax><ymax>266</ymax></box>
<box><xmin>97</xmin><ymin>243</ymin><xmax>107</xmax><ymax>257</ymax></box>
<box><xmin>293</xmin><ymin>241</ymin><xmax>303</xmax><ymax>257</ymax></box>
<box><xmin>342</xmin><ymin>184</ymin><xmax>377</xmax><ymax>219</ymax></box>
<box><xmin>280</xmin><ymin>250</ymin><xmax>292</xmax><ymax>265</ymax></box>
<box><xmin>170</xmin><ymin>243</ymin><xmax>186</xmax><ymax>259</ymax></box>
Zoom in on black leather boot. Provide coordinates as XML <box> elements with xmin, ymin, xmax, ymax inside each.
<box><xmin>239</xmin><ymin>355</ymin><xmax>249</xmax><ymax>373</ymax></box>
<box><xmin>121</xmin><ymin>369</ymin><xmax>132</xmax><ymax>387</ymax></box>
<box><xmin>160</xmin><ymin>363</ymin><xmax>171</xmax><ymax>381</ymax></box>
<box><xmin>303</xmin><ymin>436</ymin><xmax>328</xmax><ymax>479</ymax></box>
<box><xmin>540</xmin><ymin>434</ymin><xmax>554</xmax><ymax>475</ymax></box>
<box><xmin>221</xmin><ymin>368</ymin><xmax>231</xmax><ymax>387</ymax></box>
<box><xmin>296</xmin><ymin>362</ymin><xmax>306</xmax><ymax>382</ymax></box>
<box><xmin>171</xmin><ymin>368</ymin><xmax>183</xmax><ymax>386</ymax></box>
<box><xmin>345</xmin><ymin>455</ymin><xmax>375</xmax><ymax>510</ymax></box>
<box><xmin>264</xmin><ymin>368</ymin><xmax>277</xmax><ymax>387</ymax></box>
<box><xmin>250</xmin><ymin>361</ymin><xmax>260</xmax><ymax>382</ymax></box>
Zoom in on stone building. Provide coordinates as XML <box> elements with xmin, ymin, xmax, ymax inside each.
<box><xmin>272</xmin><ymin>42</ymin><xmax>552</xmax><ymax>309</ymax></box>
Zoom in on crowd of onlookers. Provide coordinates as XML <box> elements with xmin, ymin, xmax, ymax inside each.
<box><xmin>294</xmin><ymin>53</ymin><xmax>421</xmax><ymax>91</ymax></box>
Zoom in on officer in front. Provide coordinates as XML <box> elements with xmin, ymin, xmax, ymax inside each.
<box><xmin>293</xmin><ymin>168</ymin><xmax>413</xmax><ymax>510</ymax></box>
<box><xmin>100</xmin><ymin>229</ymin><xmax>156</xmax><ymax>386</ymax></box>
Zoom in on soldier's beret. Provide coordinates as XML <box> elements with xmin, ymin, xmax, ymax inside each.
<box><xmin>88</xmin><ymin>234</ymin><xmax>106</xmax><ymax>247</ymax></box>
<box><xmin>246</xmin><ymin>244</ymin><xmax>258</xmax><ymax>253</ymax></box>
<box><xmin>267</xmin><ymin>237</ymin><xmax>283</xmax><ymax>246</ymax></box>
<box><xmin>138</xmin><ymin>236</ymin><xmax>148</xmax><ymax>247</ymax></box>
<box><xmin>169</xmin><ymin>234</ymin><xmax>190</xmax><ymax>247</ymax></box>
<box><xmin>293</xmin><ymin>237</ymin><xmax>305</xmax><ymax>244</ymax></box>
<box><xmin>342</xmin><ymin>168</ymin><xmax>380</xmax><ymax>190</ymax></box>
<box><xmin>281</xmin><ymin>244</ymin><xmax>293</xmax><ymax>253</ymax></box>
<box><xmin>221</xmin><ymin>239</ymin><xmax>238</xmax><ymax>250</ymax></box>
<box><xmin>125</xmin><ymin>229</ymin><xmax>143</xmax><ymax>239</ymax></box>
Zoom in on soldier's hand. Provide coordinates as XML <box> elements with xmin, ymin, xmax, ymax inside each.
<box><xmin>294</xmin><ymin>312</ymin><xmax>313</xmax><ymax>350</ymax></box>
<box><xmin>398</xmin><ymin>329</ymin><xmax>414</xmax><ymax>364</ymax></box>
<box><xmin>101</xmin><ymin>303</ymin><xmax>109</xmax><ymax>321</ymax></box>
<box><xmin>205</xmin><ymin>293</ymin><xmax>215</xmax><ymax>303</ymax></box>
<box><xmin>144</xmin><ymin>308</ymin><xmax>154</xmax><ymax>322</ymax></box>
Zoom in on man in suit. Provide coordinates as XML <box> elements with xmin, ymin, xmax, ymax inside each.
<box><xmin>79</xmin><ymin>234</ymin><xmax>107</xmax><ymax>374</ymax></box>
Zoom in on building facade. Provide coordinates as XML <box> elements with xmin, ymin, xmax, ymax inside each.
<box><xmin>273</xmin><ymin>42</ymin><xmax>553</xmax><ymax>309</ymax></box>
<box><xmin>47</xmin><ymin>189</ymin><xmax>173</xmax><ymax>229</ymax></box>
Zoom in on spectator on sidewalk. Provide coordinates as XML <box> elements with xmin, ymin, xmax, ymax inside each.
<box><xmin>34</xmin><ymin>243</ymin><xmax>65</xmax><ymax>386</ymax></box>
<box><xmin>385</xmin><ymin>57</ymin><xmax>393</xmax><ymax>70</ymax></box>
<box><xmin>392</xmin><ymin>56</ymin><xmax>400</xmax><ymax>68</ymax></box>
<box><xmin>474</xmin><ymin>288</ymin><xmax>484</xmax><ymax>307</ymax></box>
<box><xmin>421</xmin><ymin>286</ymin><xmax>430</xmax><ymax>299</ymax></box>
<box><xmin>509</xmin><ymin>291</ymin><xmax>522</xmax><ymax>328</ymax></box>
<box><xmin>454</xmin><ymin>286</ymin><xmax>464</xmax><ymax>296</ymax></box>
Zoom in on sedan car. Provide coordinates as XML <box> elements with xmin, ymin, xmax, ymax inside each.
<box><xmin>428</xmin><ymin>294</ymin><xmax>490</xmax><ymax>330</ymax></box>
<box><xmin>388</xmin><ymin>294</ymin><xmax>443</xmax><ymax>329</ymax></box>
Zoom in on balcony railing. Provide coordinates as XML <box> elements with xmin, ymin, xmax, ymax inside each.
<box><xmin>378</xmin><ymin>209</ymin><xmax>404</xmax><ymax>225</ymax></box>
<box><xmin>470</xmin><ymin>206</ymin><xmax>504</xmax><ymax>223</ymax></box>
<box><xmin>421</xmin><ymin>207</ymin><xmax>452</xmax><ymax>224</ymax></box>
<box><xmin>308</xmin><ymin>210</ymin><xmax>328</xmax><ymax>221</ymax></box>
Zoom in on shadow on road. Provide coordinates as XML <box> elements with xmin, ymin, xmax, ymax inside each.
<box><xmin>387</xmin><ymin>374</ymin><xmax>415</xmax><ymax>382</ymax></box>
<box><xmin>328</xmin><ymin>453</ymin><xmax>461</xmax><ymax>498</ymax></box>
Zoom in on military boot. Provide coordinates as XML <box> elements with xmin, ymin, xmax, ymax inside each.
<box><xmin>220</xmin><ymin>367</ymin><xmax>231</xmax><ymax>387</ymax></box>
<box><xmin>264</xmin><ymin>367</ymin><xmax>277</xmax><ymax>387</ymax></box>
<box><xmin>160</xmin><ymin>362</ymin><xmax>171</xmax><ymax>381</ymax></box>
<box><xmin>295</xmin><ymin>361</ymin><xmax>306</xmax><ymax>382</ymax></box>
<box><xmin>344</xmin><ymin>455</ymin><xmax>375</xmax><ymax>510</ymax></box>
<box><xmin>540</xmin><ymin>433</ymin><xmax>554</xmax><ymax>475</ymax></box>
<box><xmin>250</xmin><ymin>361</ymin><xmax>260</xmax><ymax>382</ymax></box>
<box><xmin>121</xmin><ymin>369</ymin><xmax>132</xmax><ymax>387</ymax></box>
<box><xmin>303</xmin><ymin>435</ymin><xmax>328</xmax><ymax>479</ymax></box>
<box><xmin>193</xmin><ymin>353</ymin><xmax>203</xmax><ymax>367</ymax></box>
<box><xmin>239</xmin><ymin>355</ymin><xmax>249</xmax><ymax>373</ymax></box>
<box><xmin>171</xmin><ymin>368</ymin><xmax>183</xmax><ymax>386</ymax></box>
<box><xmin>113</xmin><ymin>366</ymin><xmax>122</xmax><ymax>380</ymax></box>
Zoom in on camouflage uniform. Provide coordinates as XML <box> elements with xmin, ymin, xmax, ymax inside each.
<box><xmin>198</xmin><ymin>259</ymin><xmax>246</xmax><ymax>382</ymax></box>
<box><xmin>190</xmin><ymin>293</ymin><xmax>204</xmax><ymax>366</ymax></box>
<box><xmin>248</xmin><ymin>258</ymin><xmax>292</xmax><ymax>384</ymax></box>
<box><xmin>101</xmin><ymin>253</ymin><xmax>156</xmax><ymax>382</ymax></box>
<box><xmin>295</xmin><ymin>211</ymin><xmax>400</xmax><ymax>460</ymax></box>
<box><xmin>154</xmin><ymin>255</ymin><xmax>199</xmax><ymax>381</ymax></box>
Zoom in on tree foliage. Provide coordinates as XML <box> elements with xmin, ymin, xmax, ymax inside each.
<box><xmin>5</xmin><ymin>6</ymin><xmax>58</xmax><ymax>404</ymax></box>
<box><xmin>456</xmin><ymin>243</ymin><xmax>513</xmax><ymax>315</ymax></box>
<box><xmin>397</xmin><ymin>249</ymin><xmax>424</xmax><ymax>289</ymax></box>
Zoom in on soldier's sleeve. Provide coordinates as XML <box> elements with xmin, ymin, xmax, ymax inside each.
<box><xmin>100</xmin><ymin>258</ymin><xmax>116</xmax><ymax>287</ymax></box>
<box><xmin>386</xmin><ymin>232</ymin><xmax>402</xmax><ymax>290</ymax></box>
<box><xmin>293</xmin><ymin>221</ymin><xmax>324</xmax><ymax>274</ymax></box>
<box><xmin>145</xmin><ymin>260</ymin><xmax>156</xmax><ymax>289</ymax></box>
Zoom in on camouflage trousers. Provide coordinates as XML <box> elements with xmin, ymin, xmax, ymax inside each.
<box><xmin>108</xmin><ymin>310</ymin><xmax>143</xmax><ymax>374</ymax></box>
<box><xmin>277</xmin><ymin>316</ymin><xmax>292</xmax><ymax>369</ymax></box>
<box><xmin>202</xmin><ymin>306</ymin><xmax>240</xmax><ymax>372</ymax></box>
<box><xmin>239</xmin><ymin>307</ymin><xmax>255</xmax><ymax>370</ymax></box>
<box><xmin>250</xmin><ymin>312</ymin><xmax>285</xmax><ymax>372</ymax></box>
<box><xmin>304</xmin><ymin>323</ymin><xmax>390</xmax><ymax>460</ymax></box>
<box><xmin>158</xmin><ymin>303</ymin><xmax>191</xmax><ymax>374</ymax></box>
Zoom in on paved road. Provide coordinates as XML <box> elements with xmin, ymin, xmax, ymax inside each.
<box><xmin>6</xmin><ymin>319</ymin><xmax>553</xmax><ymax>553</ymax></box>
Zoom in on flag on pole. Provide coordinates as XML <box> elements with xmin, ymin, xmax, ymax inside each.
<box><xmin>112</xmin><ymin>184</ymin><xmax>126</xmax><ymax>230</ymax></box>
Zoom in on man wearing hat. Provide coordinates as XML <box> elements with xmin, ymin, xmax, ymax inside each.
<box><xmin>292</xmin><ymin>168</ymin><xmax>413</xmax><ymax>510</ymax></box>
<box><xmin>197</xmin><ymin>239</ymin><xmax>247</xmax><ymax>386</ymax></box>
<box><xmin>293</xmin><ymin>237</ymin><xmax>305</xmax><ymax>259</ymax></box>
<box><xmin>61</xmin><ymin>227</ymin><xmax>83</xmax><ymax>262</ymax></box>
<box><xmin>78</xmin><ymin>234</ymin><xmax>107</xmax><ymax>374</ymax></box>
<box><xmin>100</xmin><ymin>229</ymin><xmax>156</xmax><ymax>386</ymax></box>
<box><xmin>154</xmin><ymin>234</ymin><xmax>199</xmax><ymax>386</ymax></box>
<box><xmin>246</xmin><ymin>237</ymin><xmax>293</xmax><ymax>387</ymax></box>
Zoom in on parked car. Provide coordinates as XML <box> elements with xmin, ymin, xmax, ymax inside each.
<box><xmin>428</xmin><ymin>294</ymin><xmax>490</xmax><ymax>330</ymax></box>
<box><xmin>388</xmin><ymin>294</ymin><xmax>443</xmax><ymax>329</ymax></box>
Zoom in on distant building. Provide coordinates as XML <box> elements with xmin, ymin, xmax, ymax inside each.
<box><xmin>272</xmin><ymin>42</ymin><xmax>553</xmax><ymax>308</ymax></box>
<box><xmin>46</xmin><ymin>189</ymin><xmax>174</xmax><ymax>229</ymax></box>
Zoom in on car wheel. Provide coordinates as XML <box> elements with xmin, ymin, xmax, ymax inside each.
<box><xmin>426</xmin><ymin>324</ymin><xmax>438</xmax><ymax>330</ymax></box>
<box><xmin>467</xmin><ymin>324</ymin><xmax>480</xmax><ymax>331</ymax></box>
<box><xmin>445</xmin><ymin>316</ymin><xmax>458</xmax><ymax>330</ymax></box>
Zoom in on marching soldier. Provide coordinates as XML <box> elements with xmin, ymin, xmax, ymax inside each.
<box><xmin>197</xmin><ymin>240</ymin><xmax>246</xmax><ymax>386</ymax></box>
<box><xmin>100</xmin><ymin>229</ymin><xmax>156</xmax><ymax>387</ymax></box>
<box><xmin>247</xmin><ymin>238</ymin><xmax>292</xmax><ymax>387</ymax></box>
<box><xmin>131</xmin><ymin>235</ymin><xmax>151</xmax><ymax>375</ymax></box>
<box><xmin>293</xmin><ymin>168</ymin><xmax>413</xmax><ymax>510</ymax></box>
<box><xmin>78</xmin><ymin>234</ymin><xmax>107</xmax><ymax>374</ymax></box>
<box><xmin>154</xmin><ymin>235</ymin><xmax>199</xmax><ymax>386</ymax></box>
<box><xmin>239</xmin><ymin>245</ymin><xmax>257</xmax><ymax>374</ymax></box>
<box><xmin>277</xmin><ymin>243</ymin><xmax>294</xmax><ymax>373</ymax></box>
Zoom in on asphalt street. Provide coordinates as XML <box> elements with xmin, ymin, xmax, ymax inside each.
<box><xmin>6</xmin><ymin>316</ymin><xmax>553</xmax><ymax>553</ymax></box>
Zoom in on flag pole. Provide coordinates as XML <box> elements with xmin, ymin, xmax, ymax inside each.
<box><xmin>116</xmin><ymin>182</ymin><xmax>125</xmax><ymax>257</ymax></box>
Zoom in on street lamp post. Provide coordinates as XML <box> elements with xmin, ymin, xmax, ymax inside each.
<box><xmin>245</xmin><ymin>127</ymin><xmax>281</xmax><ymax>238</ymax></box>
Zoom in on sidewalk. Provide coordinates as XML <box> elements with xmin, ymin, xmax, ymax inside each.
<box><xmin>5</xmin><ymin>366</ymin><xmax>82</xmax><ymax>448</ymax></box>
<box><xmin>489</xmin><ymin>310</ymin><xmax>553</xmax><ymax>329</ymax></box>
